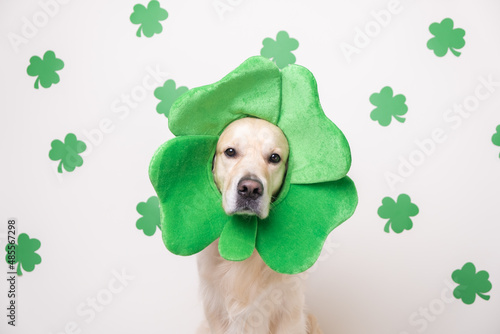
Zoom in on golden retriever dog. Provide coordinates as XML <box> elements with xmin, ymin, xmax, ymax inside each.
<box><xmin>197</xmin><ymin>117</ymin><xmax>322</xmax><ymax>334</ymax></box>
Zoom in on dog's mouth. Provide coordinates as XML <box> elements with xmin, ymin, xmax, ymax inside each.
<box><xmin>233</xmin><ymin>197</ymin><xmax>262</xmax><ymax>216</ymax></box>
<box><xmin>229</xmin><ymin>176</ymin><xmax>267</xmax><ymax>218</ymax></box>
<box><xmin>213</xmin><ymin>173</ymin><xmax>270</xmax><ymax>219</ymax></box>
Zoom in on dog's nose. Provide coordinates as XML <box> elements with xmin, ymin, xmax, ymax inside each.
<box><xmin>237</xmin><ymin>178</ymin><xmax>263</xmax><ymax>200</ymax></box>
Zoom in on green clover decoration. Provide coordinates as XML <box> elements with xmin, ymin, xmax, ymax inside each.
<box><xmin>149</xmin><ymin>56</ymin><xmax>357</xmax><ymax>274</ymax></box>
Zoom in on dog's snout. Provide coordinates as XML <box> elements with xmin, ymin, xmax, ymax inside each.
<box><xmin>237</xmin><ymin>178</ymin><xmax>263</xmax><ymax>200</ymax></box>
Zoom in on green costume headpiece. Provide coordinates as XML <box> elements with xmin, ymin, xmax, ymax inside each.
<box><xmin>149</xmin><ymin>56</ymin><xmax>357</xmax><ymax>274</ymax></box>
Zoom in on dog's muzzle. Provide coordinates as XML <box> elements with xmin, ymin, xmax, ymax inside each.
<box><xmin>234</xmin><ymin>177</ymin><xmax>263</xmax><ymax>214</ymax></box>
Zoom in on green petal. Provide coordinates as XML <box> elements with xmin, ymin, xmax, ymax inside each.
<box><xmin>275</xmin><ymin>52</ymin><xmax>296</xmax><ymax>69</ymax></box>
<box><xmin>149</xmin><ymin>135</ymin><xmax>229</xmax><ymax>255</ymax></box>
<box><xmin>39</xmin><ymin>72</ymin><xmax>59</xmax><ymax>88</ymax></box>
<box><xmin>142</xmin><ymin>22</ymin><xmax>163</xmax><ymax>37</ymax></box>
<box><xmin>451</xmin><ymin>29</ymin><xmax>466</xmax><ymax>47</ymax></box>
<box><xmin>369</xmin><ymin>91</ymin><xmax>382</xmax><ymax>106</ymax></box>
<box><xmin>168</xmin><ymin>56</ymin><xmax>281</xmax><ymax>136</ymax></box>
<box><xmin>218</xmin><ymin>215</ymin><xmax>257</xmax><ymax>261</ymax></box>
<box><xmin>427</xmin><ymin>38</ymin><xmax>448</xmax><ymax>57</ymax></box>
<box><xmin>64</xmin><ymin>154</ymin><xmax>83</xmax><ymax>168</ymax></box>
<box><xmin>392</xmin><ymin>94</ymin><xmax>407</xmax><ymax>108</ymax></box>
<box><xmin>136</xmin><ymin>217</ymin><xmax>157</xmax><ymax>236</ymax></box>
<box><xmin>43</xmin><ymin>50</ymin><xmax>56</xmax><ymax>61</ymax></box>
<box><xmin>440</xmin><ymin>18</ymin><xmax>454</xmax><ymax>31</ymax></box>
<box><xmin>76</xmin><ymin>140</ymin><xmax>87</xmax><ymax>154</ymax></box>
<box><xmin>379</xmin><ymin>86</ymin><xmax>394</xmax><ymax>99</ymax></box>
<box><xmin>277</xmin><ymin>31</ymin><xmax>299</xmax><ymax>51</ymax></box>
<box><xmin>397</xmin><ymin>194</ymin><xmax>419</xmax><ymax>216</ymax></box>
<box><xmin>27</xmin><ymin>56</ymin><xmax>43</xmax><ymax>76</ymax></box>
<box><xmin>260</xmin><ymin>38</ymin><xmax>277</xmax><ymax>58</ymax></box>
<box><xmin>62</xmin><ymin>160</ymin><xmax>76</xmax><ymax>172</ymax></box>
<box><xmin>148</xmin><ymin>0</ymin><xmax>161</xmax><ymax>10</ymax></box>
<box><xmin>278</xmin><ymin>65</ymin><xmax>351</xmax><ymax>184</ymax></box>
<box><xmin>377</xmin><ymin>197</ymin><xmax>396</xmax><ymax>219</ymax></box>
<box><xmin>370</xmin><ymin>107</ymin><xmax>392</xmax><ymax>126</ymax></box>
<box><xmin>64</xmin><ymin>133</ymin><xmax>78</xmax><ymax>146</ymax></box>
<box><xmin>148</xmin><ymin>0</ymin><xmax>168</xmax><ymax>21</ymax></box>
<box><xmin>43</xmin><ymin>51</ymin><xmax>64</xmax><ymax>71</ymax></box>
<box><xmin>130</xmin><ymin>4</ymin><xmax>147</xmax><ymax>24</ymax></box>
<box><xmin>48</xmin><ymin>139</ymin><xmax>65</xmax><ymax>160</ymax></box>
<box><xmin>21</xmin><ymin>253</ymin><xmax>41</xmax><ymax>272</ymax></box>
<box><xmin>51</xmin><ymin>58</ymin><xmax>64</xmax><ymax>72</ymax></box>
<box><xmin>392</xmin><ymin>217</ymin><xmax>412</xmax><ymax>233</ymax></box>
<box><xmin>452</xmin><ymin>264</ymin><xmax>469</xmax><ymax>283</ymax></box>
<box><xmin>154</xmin><ymin>80</ymin><xmax>189</xmax><ymax>117</ymax></box>
<box><xmin>17</xmin><ymin>233</ymin><xmax>29</xmax><ymax>245</ymax></box>
<box><xmin>135</xmin><ymin>200</ymin><xmax>148</xmax><ymax>214</ymax></box>
<box><xmin>256</xmin><ymin>177</ymin><xmax>357</xmax><ymax>274</ymax></box>
<box><xmin>456</xmin><ymin>289</ymin><xmax>476</xmax><ymax>305</ymax></box>
<box><xmin>476</xmin><ymin>271</ymin><xmax>492</xmax><ymax>293</ymax></box>
<box><xmin>428</xmin><ymin>22</ymin><xmax>441</xmax><ymax>36</ymax></box>
<box><xmin>154</xmin><ymin>80</ymin><xmax>176</xmax><ymax>100</ymax></box>
<box><xmin>27</xmin><ymin>237</ymin><xmax>41</xmax><ymax>252</ymax></box>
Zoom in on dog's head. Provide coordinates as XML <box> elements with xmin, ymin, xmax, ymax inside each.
<box><xmin>212</xmin><ymin>117</ymin><xmax>289</xmax><ymax>219</ymax></box>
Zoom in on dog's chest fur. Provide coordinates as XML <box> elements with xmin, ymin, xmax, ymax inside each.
<box><xmin>197</xmin><ymin>241</ymin><xmax>307</xmax><ymax>333</ymax></box>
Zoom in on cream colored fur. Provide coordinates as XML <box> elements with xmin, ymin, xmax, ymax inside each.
<box><xmin>212</xmin><ymin>118</ymin><xmax>289</xmax><ymax>219</ymax></box>
<box><xmin>197</xmin><ymin>118</ymin><xmax>323</xmax><ymax>334</ymax></box>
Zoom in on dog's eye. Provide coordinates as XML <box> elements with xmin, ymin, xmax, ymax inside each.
<box><xmin>224</xmin><ymin>148</ymin><xmax>237</xmax><ymax>157</ymax></box>
<box><xmin>269</xmin><ymin>153</ymin><xmax>281</xmax><ymax>164</ymax></box>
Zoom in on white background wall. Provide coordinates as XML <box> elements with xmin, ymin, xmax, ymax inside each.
<box><xmin>1</xmin><ymin>0</ymin><xmax>499</xmax><ymax>333</ymax></box>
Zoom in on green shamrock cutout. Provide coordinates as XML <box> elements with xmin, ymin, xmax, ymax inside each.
<box><xmin>427</xmin><ymin>18</ymin><xmax>466</xmax><ymax>57</ymax></box>
<box><xmin>26</xmin><ymin>50</ymin><xmax>64</xmax><ymax>89</ymax></box>
<box><xmin>49</xmin><ymin>133</ymin><xmax>87</xmax><ymax>173</ymax></box>
<box><xmin>130</xmin><ymin>0</ymin><xmax>168</xmax><ymax>38</ymax></box>
<box><xmin>492</xmin><ymin>125</ymin><xmax>500</xmax><ymax>158</ymax></box>
<box><xmin>378</xmin><ymin>194</ymin><xmax>419</xmax><ymax>233</ymax></box>
<box><xmin>370</xmin><ymin>86</ymin><xmax>408</xmax><ymax>126</ymax></box>
<box><xmin>261</xmin><ymin>31</ymin><xmax>299</xmax><ymax>69</ymax></box>
<box><xmin>136</xmin><ymin>196</ymin><xmax>161</xmax><ymax>236</ymax></box>
<box><xmin>452</xmin><ymin>262</ymin><xmax>492</xmax><ymax>304</ymax></box>
<box><xmin>154</xmin><ymin>80</ymin><xmax>189</xmax><ymax>118</ymax></box>
<box><xmin>5</xmin><ymin>233</ymin><xmax>42</xmax><ymax>276</ymax></box>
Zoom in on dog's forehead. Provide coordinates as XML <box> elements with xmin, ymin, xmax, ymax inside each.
<box><xmin>219</xmin><ymin>118</ymin><xmax>288</xmax><ymax>150</ymax></box>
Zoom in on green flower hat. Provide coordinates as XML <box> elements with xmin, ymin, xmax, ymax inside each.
<box><xmin>149</xmin><ymin>56</ymin><xmax>358</xmax><ymax>274</ymax></box>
